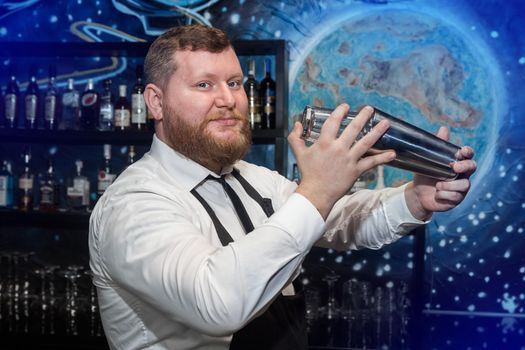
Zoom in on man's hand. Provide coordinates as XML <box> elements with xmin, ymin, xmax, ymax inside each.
<box><xmin>405</xmin><ymin>126</ymin><xmax>477</xmax><ymax>221</ymax></box>
<box><xmin>288</xmin><ymin>104</ymin><xmax>396</xmax><ymax>220</ymax></box>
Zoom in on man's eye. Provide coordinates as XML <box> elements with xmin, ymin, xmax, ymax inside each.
<box><xmin>197</xmin><ymin>82</ymin><xmax>210</xmax><ymax>88</ymax></box>
<box><xmin>228</xmin><ymin>80</ymin><xmax>241</xmax><ymax>88</ymax></box>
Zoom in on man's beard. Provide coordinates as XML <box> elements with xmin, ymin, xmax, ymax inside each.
<box><xmin>162</xmin><ymin>104</ymin><xmax>252</xmax><ymax>170</ymax></box>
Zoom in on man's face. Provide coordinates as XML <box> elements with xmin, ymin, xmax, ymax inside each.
<box><xmin>160</xmin><ymin>47</ymin><xmax>251</xmax><ymax>172</ymax></box>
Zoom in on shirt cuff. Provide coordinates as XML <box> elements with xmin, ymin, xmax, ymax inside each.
<box><xmin>382</xmin><ymin>184</ymin><xmax>430</xmax><ymax>234</ymax></box>
<box><xmin>269</xmin><ymin>192</ymin><xmax>326</xmax><ymax>252</ymax></box>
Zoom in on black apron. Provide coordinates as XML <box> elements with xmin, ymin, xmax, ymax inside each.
<box><xmin>191</xmin><ymin>169</ymin><xmax>308</xmax><ymax>350</ymax></box>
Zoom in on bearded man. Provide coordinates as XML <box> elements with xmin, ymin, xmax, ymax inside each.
<box><xmin>89</xmin><ymin>24</ymin><xmax>476</xmax><ymax>350</ymax></box>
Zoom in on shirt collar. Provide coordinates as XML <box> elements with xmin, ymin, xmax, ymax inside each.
<box><xmin>149</xmin><ymin>134</ymin><xmax>235</xmax><ymax>191</ymax></box>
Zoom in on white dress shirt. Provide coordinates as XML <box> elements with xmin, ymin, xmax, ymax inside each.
<box><xmin>89</xmin><ymin>135</ymin><xmax>425</xmax><ymax>350</ymax></box>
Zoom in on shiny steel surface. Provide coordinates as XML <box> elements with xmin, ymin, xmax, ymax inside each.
<box><xmin>301</xmin><ymin>106</ymin><xmax>460</xmax><ymax>180</ymax></box>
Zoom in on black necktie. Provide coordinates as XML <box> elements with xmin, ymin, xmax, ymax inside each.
<box><xmin>207</xmin><ymin>174</ymin><xmax>255</xmax><ymax>233</ymax></box>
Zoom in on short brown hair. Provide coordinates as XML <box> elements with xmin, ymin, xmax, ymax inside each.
<box><xmin>144</xmin><ymin>25</ymin><xmax>232</xmax><ymax>89</ymax></box>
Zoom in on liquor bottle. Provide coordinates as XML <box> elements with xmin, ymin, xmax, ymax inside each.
<box><xmin>114</xmin><ymin>84</ymin><xmax>131</xmax><ymax>131</ymax></box>
<box><xmin>147</xmin><ymin>111</ymin><xmax>155</xmax><ymax>130</ymax></box>
<box><xmin>0</xmin><ymin>160</ymin><xmax>14</xmax><ymax>208</ymax></box>
<box><xmin>291</xmin><ymin>163</ymin><xmax>300</xmax><ymax>184</ymax></box>
<box><xmin>122</xmin><ymin>145</ymin><xmax>137</xmax><ymax>173</ymax></box>
<box><xmin>60</xmin><ymin>78</ymin><xmax>80</xmax><ymax>130</ymax></box>
<box><xmin>97</xmin><ymin>144</ymin><xmax>116</xmax><ymax>198</ymax></box>
<box><xmin>80</xmin><ymin>79</ymin><xmax>99</xmax><ymax>130</ymax></box>
<box><xmin>126</xmin><ymin>145</ymin><xmax>136</xmax><ymax>167</ymax></box>
<box><xmin>131</xmin><ymin>65</ymin><xmax>147</xmax><ymax>131</ymax></box>
<box><xmin>18</xmin><ymin>148</ymin><xmax>34</xmax><ymax>211</ymax></box>
<box><xmin>98</xmin><ymin>79</ymin><xmax>114</xmax><ymax>131</ymax></box>
<box><xmin>25</xmin><ymin>69</ymin><xmax>40</xmax><ymax>129</ymax></box>
<box><xmin>260</xmin><ymin>58</ymin><xmax>276</xmax><ymax>129</ymax></box>
<box><xmin>244</xmin><ymin>59</ymin><xmax>261</xmax><ymax>129</ymax></box>
<box><xmin>44</xmin><ymin>65</ymin><xmax>58</xmax><ymax>130</ymax></box>
<box><xmin>39</xmin><ymin>158</ymin><xmax>59</xmax><ymax>212</ymax></box>
<box><xmin>4</xmin><ymin>74</ymin><xmax>20</xmax><ymax>129</ymax></box>
<box><xmin>66</xmin><ymin>160</ymin><xmax>90</xmax><ymax>211</ymax></box>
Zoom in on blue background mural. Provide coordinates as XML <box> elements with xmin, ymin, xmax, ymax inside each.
<box><xmin>1</xmin><ymin>0</ymin><xmax>525</xmax><ymax>348</ymax></box>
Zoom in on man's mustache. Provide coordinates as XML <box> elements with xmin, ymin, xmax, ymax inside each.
<box><xmin>206</xmin><ymin>110</ymin><xmax>246</xmax><ymax>122</ymax></box>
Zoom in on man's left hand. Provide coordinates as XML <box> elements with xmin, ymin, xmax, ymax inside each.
<box><xmin>405</xmin><ymin>126</ymin><xmax>477</xmax><ymax>221</ymax></box>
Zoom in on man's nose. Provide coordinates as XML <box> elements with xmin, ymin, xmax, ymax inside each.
<box><xmin>215</xmin><ymin>84</ymin><xmax>236</xmax><ymax>108</ymax></box>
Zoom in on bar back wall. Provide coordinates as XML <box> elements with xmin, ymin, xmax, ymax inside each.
<box><xmin>1</xmin><ymin>0</ymin><xmax>524</xmax><ymax>349</ymax></box>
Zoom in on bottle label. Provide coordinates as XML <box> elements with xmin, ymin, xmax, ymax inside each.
<box><xmin>25</xmin><ymin>95</ymin><xmax>37</xmax><ymax>121</ymax></box>
<box><xmin>99</xmin><ymin>104</ymin><xmax>114</xmax><ymax>122</ymax></box>
<box><xmin>131</xmin><ymin>94</ymin><xmax>147</xmax><ymax>123</ymax></box>
<box><xmin>4</xmin><ymin>94</ymin><xmax>17</xmax><ymax>121</ymax></box>
<box><xmin>40</xmin><ymin>185</ymin><xmax>55</xmax><ymax>205</ymax></box>
<box><xmin>19</xmin><ymin>177</ymin><xmax>33</xmax><ymax>190</ymax></box>
<box><xmin>68</xmin><ymin>178</ymin><xmax>90</xmax><ymax>206</ymax></box>
<box><xmin>81</xmin><ymin>93</ymin><xmax>98</xmax><ymax>107</ymax></box>
<box><xmin>0</xmin><ymin>175</ymin><xmax>9</xmax><ymax>206</ymax></box>
<box><xmin>115</xmin><ymin>109</ymin><xmax>131</xmax><ymax>127</ymax></box>
<box><xmin>247</xmin><ymin>96</ymin><xmax>261</xmax><ymax>124</ymax></box>
<box><xmin>45</xmin><ymin>95</ymin><xmax>57</xmax><ymax>122</ymax></box>
<box><xmin>63</xmin><ymin>91</ymin><xmax>80</xmax><ymax>107</ymax></box>
<box><xmin>97</xmin><ymin>171</ymin><xmax>116</xmax><ymax>194</ymax></box>
<box><xmin>263</xmin><ymin>96</ymin><xmax>275</xmax><ymax>114</ymax></box>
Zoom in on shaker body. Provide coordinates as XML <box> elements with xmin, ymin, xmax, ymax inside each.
<box><xmin>300</xmin><ymin>106</ymin><xmax>460</xmax><ymax>180</ymax></box>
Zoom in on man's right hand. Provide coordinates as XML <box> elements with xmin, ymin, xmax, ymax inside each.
<box><xmin>288</xmin><ymin>104</ymin><xmax>396</xmax><ymax>220</ymax></box>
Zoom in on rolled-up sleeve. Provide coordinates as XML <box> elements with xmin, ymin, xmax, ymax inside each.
<box><xmin>91</xmin><ymin>183</ymin><xmax>325</xmax><ymax>336</ymax></box>
<box><xmin>315</xmin><ymin>184</ymin><xmax>428</xmax><ymax>251</ymax></box>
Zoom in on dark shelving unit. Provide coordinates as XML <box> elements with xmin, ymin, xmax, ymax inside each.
<box><xmin>0</xmin><ymin>39</ymin><xmax>289</xmax><ymax>349</ymax></box>
<box><xmin>0</xmin><ymin>39</ymin><xmax>289</xmax><ymax>173</ymax></box>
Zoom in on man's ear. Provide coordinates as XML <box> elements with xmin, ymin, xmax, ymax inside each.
<box><xmin>144</xmin><ymin>83</ymin><xmax>163</xmax><ymax>121</ymax></box>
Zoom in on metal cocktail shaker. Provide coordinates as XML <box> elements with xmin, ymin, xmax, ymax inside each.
<box><xmin>300</xmin><ymin>106</ymin><xmax>461</xmax><ymax>180</ymax></box>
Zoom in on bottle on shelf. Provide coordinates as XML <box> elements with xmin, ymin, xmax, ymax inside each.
<box><xmin>121</xmin><ymin>145</ymin><xmax>137</xmax><ymax>173</ymax></box>
<box><xmin>18</xmin><ymin>148</ymin><xmax>34</xmax><ymax>211</ymax></box>
<box><xmin>131</xmin><ymin>65</ymin><xmax>147</xmax><ymax>131</ymax></box>
<box><xmin>0</xmin><ymin>160</ymin><xmax>14</xmax><ymax>209</ymax></box>
<box><xmin>97</xmin><ymin>144</ymin><xmax>116</xmax><ymax>199</ymax></box>
<box><xmin>66</xmin><ymin>160</ymin><xmax>90</xmax><ymax>212</ymax></box>
<box><xmin>25</xmin><ymin>68</ymin><xmax>40</xmax><ymax>129</ymax></box>
<box><xmin>80</xmin><ymin>79</ymin><xmax>100</xmax><ymax>130</ymax></box>
<box><xmin>291</xmin><ymin>163</ymin><xmax>300</xmax><ymax>184</ymax></box>
<box><xmin>60</xmin><ymin>78</ymin><xmax>80</xmax><ymax>130</ymax></box>
<box><xmin>126</xmin><ymin>145</ymin><xmax>136</xmax><ymax>167</ymax></box>
<box><xmin>114</xmin><ymin>84</ymin><xmax>131</xmax><ymax>131</ymax></box>
<box><xmin>244</xmin><ymin>59</ymin><xmax>261</xmax><ymax>129</ymax></box>
<box><xmin>44</xmin><ymin>65</ymin><xmax>59</xmax><ymax>130</ymax></box>
<box><xmin>39</xmin><ymin>158</ymin><xmax>59</xmax><ymax>212</ymax></box>
<box><xmin>260</xmin><ymin>58</ymin><xmax>276</xmax><ymax>129</ymax></box>
<box><xmin>98</xmin><ymin>79</ymin><xmax>114</xmax><ymax>131</ymax></box>
<box><xmin>147</xmin><ymin>111</ymin><xmax>155</xmax><ymax>130</ymax></box>
<box><xmin>4</xmin><ymin>73</ymin><xmax>20</xmax><ymax>129</ymax></box>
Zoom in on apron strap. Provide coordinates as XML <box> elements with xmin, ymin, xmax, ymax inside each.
<box><xmin>190</xmin><ymin>188</ymin><xmax>234</xmax><ymax>246</ymax></box>
<box><xmin>231</xmin><ymin>168</ymin><xmax>275</xmax><ymax>217</ymax></box>
<box><xmin>190</xmin><ymin>169</ymin><xmax>307</xmax><ymax>350</ymax></box>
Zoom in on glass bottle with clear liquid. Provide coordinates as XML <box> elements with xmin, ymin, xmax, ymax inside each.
<box><xmin>60</xmin><ymin>78</ymin><xmax>80</xmax><ymax>130</ymax></box>
<box><xmin>25</xmin><ymin>72</ymin><xmax>40</xmax><ymax>129</ymax></box>
<box><xmin>66</xmin><ymin>160</ymin><xmax>90</xmax><ymax>211</ymax></box>
<box><xmin>131</xmin><ymin>65</ymin><xmax>147</xmax><ymax>131</ymax></box>
<box><xmin>44</xmin><ymin>66</ymin><xmax>58</xmax><ymax>130</ymax></box>
<box><xmin>0</xmin><ymin>160</ymin><xmax>14</xmax><ymax>208</ymax></box>
<box><xmin>18</xmin><ymin>148</ymin><xmax>34</xmax><ymax>211</ymax></box>
<box><xmin>4</xmin><ymin>74</ymin><xmax>20</xmax><ymax>129</ymax></box>
<box><xmin>98</xmin><ymin>79</ymin><xmax>114</xmax><ymax>131</ymax></box>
